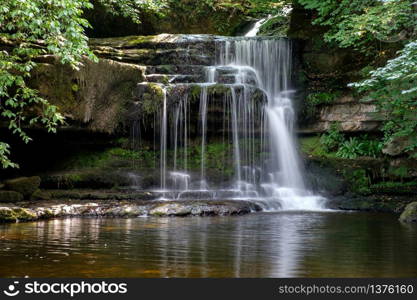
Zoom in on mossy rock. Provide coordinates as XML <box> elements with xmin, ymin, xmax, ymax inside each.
<box><xmin>12</xmin><ymin>208</ymin><xmax>37</xmax><ymax>221</ymax></box>
<box><xmin>399</xmin><ymin>202</ymin><xmax>417</xmax><ymax>223</ymax></box>
<box><xmin>0</xmin><ymin>207</ymin><xmax>38</xmax><ymax>223</ymax></box>
<box><xmin>4</xmin><ymin>176</ymin><xmax>41</xmax><ymax>198</ymax></box>
<box><xmin>0</xmin><ymin>208</ymin><xmax>17</xmax><ymax>223</ymax></box>
<box><xmin>30</xmin><ymin>189</ymin><xmax>52</xmax><ymax>201</ymax></box>
<box><xmin>0</xmin><ymin>191</ymin><xmax>24</xmax><ymax>203</ymax></box>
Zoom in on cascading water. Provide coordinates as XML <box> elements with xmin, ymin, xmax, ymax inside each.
<box><xmin>152</xmin><ymin>36</ymin><xmax>325</xmax><ymax>210</ymax></box>
<box><xmin>245</xmin><ymin>15</ymin><xmax>273</xmax><ymax>37</ymax></box>
<box><xmin>217</xmin><ymin>38</ymin><xmax>325</xmax><ymax>210</ymax></box>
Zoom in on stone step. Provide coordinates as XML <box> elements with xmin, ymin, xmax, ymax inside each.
<box><xmin>145</xmin><ymin>65</ymin><xmax>206</xmax><ymax>75</ymax></box>
<box><xmin>90</xmin><ymin>34</ymin><xmax>217</xmax><ymax>51</ymax></box>
<box><xmin>93</xmin><ymin>48</ymin><xmax>214</xmax><ymax>66</ymax></box>
<box><xmin>145</xmin><ymin>74</ymin><xmax>203</xmax><ymax>84</ymax></box>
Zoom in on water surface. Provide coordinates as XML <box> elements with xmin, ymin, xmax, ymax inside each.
<box><xmin>1</xmin><ymin>212</ymin><xmax>416</xmax><ymax>277</ymax></box>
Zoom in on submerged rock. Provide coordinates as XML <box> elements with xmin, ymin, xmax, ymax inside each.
<box><xmin>399</xmin><ymin>202</ymin><xmax>417</xmax><ymax>223</ymax></box>
<box><xmin>4</xmin><ymin>176</ymin><xmax>41</xmax><ymax>198</ymax></box>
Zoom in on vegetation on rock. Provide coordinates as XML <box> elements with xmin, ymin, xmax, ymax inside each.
<box><xmin>399</xmin><ymin>201</ymin><xmax>417</xmax><ymax>223</ymax></box>
<box><xmin>298</xmin><ymin>0</ymin><xmax>417</xmax><ymax>156</ymax></box>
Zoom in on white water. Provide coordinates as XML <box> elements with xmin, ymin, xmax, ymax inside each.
<box><xmin>153</xmin><ymin>37</ymin><xmax>325</xmax><ymax>210</ymax></box>
<box><xmin>217</xmin><ymin>38</ymin><xmax>325</xmax><ymax>210</ymax></box>
<box><xmin>245</xmin><ymin>16</ymin><xmax>272</xmax><ymax>37</ymax></box>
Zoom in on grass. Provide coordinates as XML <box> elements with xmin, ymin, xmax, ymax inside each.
<box><xmin>299</xmin><ymin>136</ymin><xmax>337</xmax><ymax>158</ymax></box>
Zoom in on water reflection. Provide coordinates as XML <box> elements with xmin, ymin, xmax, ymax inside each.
<box><xmin>0</xmin><ymin>212</ymin><xmax>416</xmax><ymax>278</ymax></box>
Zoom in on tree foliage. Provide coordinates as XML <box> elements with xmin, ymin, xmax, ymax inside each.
<box><xmin>0</xmin><ymin>0</ymin><xmax>99</xmax><ymax>167</ymax></box>
<box><xmin>298</xmin><ymin>0</ymin><xmax>416</xmax><ymax>53</ymax></box>
<box><xmin>350</xmin><ymin>41</ymin><xmax>417</xmax><ymax>152</ymax></box>
<box><xmin>299</xmin><ymin>0</ymin><xmax>417</xmax><ymax>155</ymax></box>
<box><xmin>95</xmin><ymin>0</ymin><xmax>165</xmax><ymax>24</ymax></box>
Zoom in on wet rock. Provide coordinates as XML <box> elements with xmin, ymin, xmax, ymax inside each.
<box><xmin>150</xmin><ymin>203</ymin><xmax>192</xmax><ymax>216</ymax></box>
<box><xmin>0</xmin><ymin>208</ymin><xmax>17</xmax><ymax>222</ymax></box>
<box><xmin>30</xmin><ymin>190</ymin><xmax>51</xmax><ymax>201</ymax></box>
<box><xmin>305</xmin><ymin>160</ymin><xmax>347</xmax><ymax>196</ymax></box>
<box><xmin>399</xmin><ymin>202</ymin><xmax>417</xmax><ymax>223</ymax></box>
<box><xmin>0</xmin><ymin>207</ymin><xmax>37</xmax><ymax>223</ymax></box>
<box><xmin>12</xmin><ymin>208</ymin><xmax>38</xmax><ymax>221</ymax></box>
<box><xmin>30</xmin><ymin>58</ymin><xmax>145</xmax><ymax>134</ymax></box>
<box><xmin>5</xmin><ymin>176</ymin><xmax>41</xmax><ymax>198</ymax></box>
<box><xmin>0</xmin><ymin>199</ymin><xmax>262</xmax><ymax>223</ymax></box>
<box><xmin>149</xmin><ymin>201</ymin><xmax>260</xmax><ymax>217</ymax></box>
<box><xmin>383</xmin><ymin>136</ymin><xmax>413</xmax><ymax>156</ymax></box>
<box><xmin>0</xmin><ymin>191</ymin><xmax>24</xmax><ymax>203</ymax></box>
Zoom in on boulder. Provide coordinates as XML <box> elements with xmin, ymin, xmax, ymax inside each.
<box><xmin>0</xmin><ymin>208</ymin><xmax>17</xmax><ymax>223</ymax></box>
<box><xmin>0</xmin><ymin>207</ymin><xmax>38</xmax><ymax>223</ymax></box>
<box><xmin>399</xmin><ymin>202</ymin><xmax>417</xmax><ymax>223</ymax></box>
<box><xmin>12</xmin><ymin>208</ymin><xmax>37</xmax><ymax>221</ymax></box>
<box><xmin>383</xmin><ymin>136</ymin><xmax>413</xmax><ymax>156</ymax></box>
<box><xmin>0</xmin><ymin>191</ymin><xmax>24</xmax><ymax>203</ymax></box>
<box><xmin>4</xmin><ymin>176</ymin><xmax>41</xmax><ymax>198</ymax></box>
<box><xmin>30</xmin><ymin>190</ymin><xmax>51</xmax><ymax>201</ymax></box>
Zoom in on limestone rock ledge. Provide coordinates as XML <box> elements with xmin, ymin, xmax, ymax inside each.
<box><xmin>31</xmin><ymin>57</ymin><xmax>145</xmax><ymax>133</ymax></box>
<box><xmin>0</xmin><ymin>200</ymin><xmax>262</xmax><ymax>223</ymax></box>
<box><xmin>300</xmin><ymin>95</ymin><xmax>382</xmax><ymax>133</ymax></box>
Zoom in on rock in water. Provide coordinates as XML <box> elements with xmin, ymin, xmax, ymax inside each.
<box><xmin>0</xmin><ymin>191</ymin><xmax>24</xmax><ymax>202</ymax></box>
<box><xmin>0</xmin><ymin>207</ymin><xmax>37</xmax><ymax>223</ymax></box>
<box><xmin>5</xmin><ymin>176</ymin><xmax>41</xmax><ymax>198</ymax></box>
<box><xmin>0</xmin><ymin>208</ymin><xmax>17</xmax><ymax>223</ymax></box>
<box><xmin>399</xmin><ymin>202</ymin><xmax>417</xmax><ymax>223</ymax></box>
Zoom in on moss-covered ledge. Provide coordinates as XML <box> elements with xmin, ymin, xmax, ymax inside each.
<box><xmin>30</xmin><ymin>58</ymin><xmax>145</xmax><ymax>133</ymax></box>
<box><xmin>0</xmin><ymin>199</ymin><xmax>262</xmax><ymax>223</ymax></box>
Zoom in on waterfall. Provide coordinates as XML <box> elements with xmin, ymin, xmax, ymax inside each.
<box><xmin>217</xmin><ymin>38</ymin><xmax>325</xmax><ymax>210</ymax></box>
<box><xmin>160</xmin><ymin>87</ymin><xmax>167</xmax><ymax>191</ymax></box>
<box><xmin>151</xmin><ymin>36</ymin><xmax>325</xmax><ymax>210</ymax></box>
<box><xmin>245</xmin><ymin>16</ymin><xmax>273</xmax><ymax>37</ymax></box>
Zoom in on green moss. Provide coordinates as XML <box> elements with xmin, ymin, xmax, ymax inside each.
<box><xmin>299</xmin><ymin>136</ymin><xmax>337</xmax><ymax>158</ymax></box>
<box><xmin>12</xmin><ymin>208</ymin><xmax>37</xmax><ymax>221</ymax></box>
<box><xmin>5</xmin><ymin>176</ymin><xmax>41</xmax><ymax>198</ymax></box>
<box><xmin>343</xmin><ymin>169</ymin><xmax>371</xmax><ymax>195</ymax></box>
<box><xmin>307</xmin><ymin>92</ymin><xmax>339</xmax><ymax>106</ymax></box>
<box><xmin>141</xmin><ymin>83</ymin><xmax>165</xmax><ymax>115</ymax></box>
<box><xmin>399</xmin><ymin>202</ymin><xmax>417</xmax><ymax>223</ymax></box>
<box><xmin>388</xmin><ymin>166</ymin><xmax>409</xmax><ymax>179</ymax></box>
<box><xmin>108</xmin><ymin>148</ymin><xmax>141</xmax><ymax>160</ymax></box>
<box><xmin>71</xmin><ymin>83</ymin><xmax>79</xmax><ymax>92</ymax></box>
<box><xmin>370</xmin><ymin>181</ymin><xmax>417</xmax><ymax>195</ymax></box>
<box><xmin>0</xmin><ymin>208</ymin><xmax>17</xmax><ymax>223</ymax></box>
<box><xmin>258</xmin><ymin>15</ymin><xmax>290</xmax><ymax>37</ymax></box>
<box><xmin>371</xmin><ymin>181</ymin><xmax>417</xmax><ymax>189</ymax></box>
<box><xmin>126</xmin><ymin>35</ymin><xmax>159</xmax><ymax>46</ymax></box>
<box><xmin>61</xmin><ymin>150</ymin><xmax>112</xmax><ymax>170</ymax></box>
<box><xmin>190</xmin><ymin>85</ymin><xmax>202</xmax><ymax>100</ymax></box>
<box><xmin>31</xmin><ymin>189</ymin><xmax>51</xmax><ymax>200</ymax></box>
<box><xmin>0</xmin><ymin>191</ymin><xmax>24</xmax><ymax>202</ymax></box>
<box><xmin>304</xmin><ymin>92</ymin><xmax>341</xmax><ymax>121</ymax></box>
<box><xmin>157</xmin><ymin>65</ymin><xmax>175</xmax><ymax>74</ymax></box>
<box><xmin>208</xmin><ymin>84</ymin><xmax>230</xmax><ymax>95</ymax></box>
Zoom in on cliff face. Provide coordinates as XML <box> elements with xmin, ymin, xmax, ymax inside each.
<box><xmin>29</xmin><ymin>35</ymin><xmax>217</xmax><ymax>134</ymax></box>
<box><xmin>286</xmin><ymin>4</ymin><xmax>382</xmax><ymax>135</ymax></box>
<box><xmin>31</xmin><ymin>57</ymin><xmax>145</xmax><ymax>133</ymax></box>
